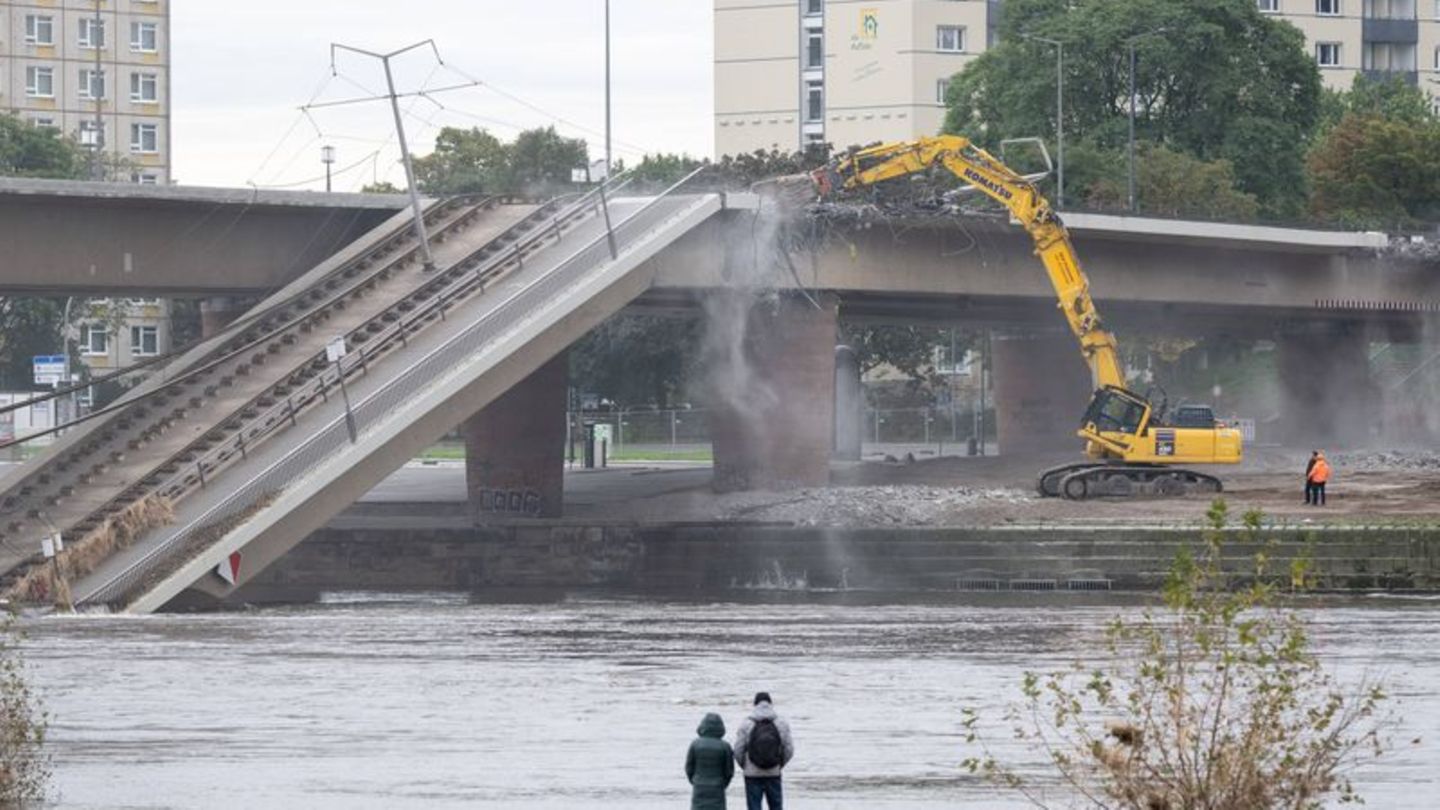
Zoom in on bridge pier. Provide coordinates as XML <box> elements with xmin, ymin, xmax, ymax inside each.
<box><xmin>990</xmin><ymin>331</ymin><xmax>1093</xmax><ymax>456</ymax></box>
<box><xmin>463</xmin><ymin>353</ymin><xmax>568</xmax><ymax>519</ymax></box>
<box><xmin>1276</xmin><ymin>325</ymin><xmax>1381</xmax><ymax>448</ymax></box>
<box><xmin>709</xmin><ymin>293</ymin><xmax>837</xmax><ymax>490</ymax></box>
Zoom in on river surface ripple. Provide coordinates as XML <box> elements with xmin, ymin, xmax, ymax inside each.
<box><xmin>21</xmin><ymin>594</ymin><xmax>1440</xmax><ymax>808</ymax></box>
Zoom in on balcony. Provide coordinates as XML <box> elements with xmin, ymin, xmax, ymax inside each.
<box><xmin>1360</xmin><ymin>69</ymin><xmax>1418</xmax><ymax>85</ymax></box>
<box><xmin>1362</xmin><ymin>17</ymin><xmax>1418</xmax><ymax>43</ymax></box>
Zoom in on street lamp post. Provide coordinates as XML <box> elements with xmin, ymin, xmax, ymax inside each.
<box><xmin>1023</xmin><ymin>34</ymin><xmax>1065</xmax><ymax>208</ymax></box>
<box><xmin>1127</xmin><ymin>28</ymin><xmax>1169</xmax><ymax>213</ymax></box>
<box><xmin>321</xmin><ymin>145</ymin><xmax>336</xmax><ymax>193</ymax></box>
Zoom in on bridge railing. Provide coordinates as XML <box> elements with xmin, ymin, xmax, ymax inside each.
<box><xmin>79</xmin><ymin>169</ymin><xmax>712</xmax><ymax>608</ymax></box>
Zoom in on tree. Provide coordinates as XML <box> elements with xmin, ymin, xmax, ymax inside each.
<box><xmin>1307</xmin><ymin>113</ymin><xmax>1440</xmax><ymax>229</ymax></box>
<box><xmin>0</xmin><ymin>617</ymin><xmax>49</xmax><ymax>804</ymax></box>
<box><xmin>1085</xmin><ymin>144</ymin><xmax>1260</xmax><ymax>221</ymax></box>
<box><xmin>412</xmin><ymin>127</ymin><xmax>510</xmax><ymax>194</ymax></box>
<box><xmin>506</xmin><ymin>126</ymin><xmax>588</xmax><ymax>196</ymax></box>
<box><xmin>964</xmin><ymin>500</ymin><xmax>1389</xmax><ymax>809</ymax></box>
<box><xmin>1318</xmin><ymin>74</ymin><xmax>1437</xmax><ymax>134</ymax></box>
<box><xmin>0</xmin><ymin>114</ymin><xmax>87</xmax><ymax>179</ymax></box>
<box><xmin>943</xmin><ymin>0</ymin><xmax>1321</xmax><ymax>217</ymax></box>
<box><xmin>569</xmin><ymin>314</ymin><xmax>701</xmax><ymax>409</ymax></box>
<box><xmin>360</xmin><ymin>180</ymin><xmax>403</xmax><ymax>194</ymax></box>
<box><xmin>628</xmin><ymin>153</ymin><xmax>705</xmax><ymax>188</ymax></box>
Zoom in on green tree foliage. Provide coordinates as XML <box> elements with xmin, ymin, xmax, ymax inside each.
<box><xmin>409</xmin><ymin>126</ymin><xmax>587</xmax><ymax>197</ymax></box>
<box><xmin>964</xmin><ymin>501</ymin><xmax>1389</xmax><ymax>809</ymax></box>
<box><xmin>713</xmin><ymin>146</ymin><xmax>830</xmax><ymax>187</ymax></box>
<box><xmin>360</xmin><ymin>181</ymin><xmax>403</xmax><ymax>194</ymax></box>
<box><xmin>412</xmin><ymin>127</ymin><xmax>510</xmax><ymax>194</ymax></box>
<box><xmin>0</xmin><ymin>617</ymin><xmax>49</xmax><ymax>804</ymax></box>
<box><xmin>627</xmin><ymin>153</ymin><xmax>704</xmax><ymax>187</ymax></box>
<box><xmin>1307</xmin><ymin>78</ymin><xmax>1440</xmax><ymax>229</ymax></box>
<box><xmin>0</xmin><ymin>114</ymin><xmax>86</xmax><ymax>179</ymax></box>
<box><xmin>943</xmin><ymin>0</ymin><xmax>1320</xmax><ymax>217</ymax></box>
<box><xmin>507</xmin><ymin>126</ymin><xmax>588</xmax><ymax>195</ymax></box>
<box><xmin>569</xmin><ymin>314</ymin><xmax>701</xmax><ymax>409</ymax></box>
<box><xmin>1084</xmin><ymin>144</ymin><xmax>1260</xmax><ymax>220</ymax></box>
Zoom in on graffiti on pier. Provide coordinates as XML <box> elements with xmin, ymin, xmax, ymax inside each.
<box><xmin>474</xmin><ymin>488</ymin><xmax>545</xmax><ymax>517</ymax></box>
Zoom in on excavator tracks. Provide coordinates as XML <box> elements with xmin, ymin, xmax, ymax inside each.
<box><xmin>1037</xmin><ymin>462</ymin><xmax>1224</xmax><ymax>500</ymax></box>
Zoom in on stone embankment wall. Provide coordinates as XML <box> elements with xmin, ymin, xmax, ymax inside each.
<box><xmin>233</xmin><ymin>522</ymin><xmax>1440</xmax><ymax>603</ymax></box>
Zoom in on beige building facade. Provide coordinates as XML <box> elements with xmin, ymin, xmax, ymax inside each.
<box><xmin>1</xmin><ymin>0</ymin><xmax>171</xmax><ymax>184</ymax></box>
<box><xmin>715</xmin><ymin>0</ymin><xmax>1440</xmax><ymax>157</ymax></box>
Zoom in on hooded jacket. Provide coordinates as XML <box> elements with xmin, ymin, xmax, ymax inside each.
<box><xmin>732</xmin><ymin>701</ymin><xmax>795</xmax><ymax>778</ymax></box>
<box><xmin>686</xmin><ymin>713</ymin><xmax>735</xmax><ymax>810</ymax></box>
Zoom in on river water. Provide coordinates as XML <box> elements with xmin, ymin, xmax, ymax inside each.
<box><xmin>21</xmin><ymin>594</ymin><xmax>1439</xmax><ymax>808</ymax></box>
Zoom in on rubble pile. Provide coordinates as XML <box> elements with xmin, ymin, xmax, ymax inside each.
<box><xmin>1333</xmin><ymin>450</ymin><xmax>1440</xmax><ymax>472</ymax></box>
<box><xmin>1382</xmin><ymin>235</ymin><xmax>1440</xmax><ymax>263</ymax></box>
<box><xmin>716</xmin><ymin>485</ymin><xmax>1031</xmax><ymax>527</ymax></box>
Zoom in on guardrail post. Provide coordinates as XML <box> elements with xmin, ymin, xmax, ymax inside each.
<box><xmin>286</xmin><ymin>396</ymin><xmax>298</xmax><ymax>427</ymax></box>
<box><xmin>197</xmin><ymin>462</ymin><xmax>206</xmax><ymax>489</ymax></box>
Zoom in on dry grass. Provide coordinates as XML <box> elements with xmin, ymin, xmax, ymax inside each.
<box><xmin>5</xmin><ymin>496</ymin><xmax>175</xmax><ymax>607</ymax></box>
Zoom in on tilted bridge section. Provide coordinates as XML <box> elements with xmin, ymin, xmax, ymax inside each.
<box><xmin>0</xmin><ymin>172</ymin><xmax>730</xmax><ymax>613</ymax></box>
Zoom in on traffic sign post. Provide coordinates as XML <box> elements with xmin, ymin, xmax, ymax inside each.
<box><xmin>32</xmin><ymin>355</ymin><xmax>67</xmax><ymax>387</ymax></box>
<box><xmin>327</xmin><ymin>337</ymin><xmax>358</xmax><ymax>443</ymax></box>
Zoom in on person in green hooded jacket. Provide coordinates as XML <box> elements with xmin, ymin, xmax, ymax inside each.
<box><xmin>686</xmin><ymin>712</ymin><xmax>736</xmax><ymax>809</ymax></box>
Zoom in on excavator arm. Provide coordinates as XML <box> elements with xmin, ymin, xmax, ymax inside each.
<box><xmin>813</xmin><ymin>135</ymin><xmax>1126</xmax><ymax>391</ymax></box>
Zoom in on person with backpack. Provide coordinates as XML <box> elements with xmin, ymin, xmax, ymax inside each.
<box><xmin>685</xmin><ymin>712</ymin><xmax>735</xmax><ymax>810</ymax></box>
<box><xmin>732</xmin><ymin>692</ymin><xmax>794</xmax><ymax>810</ymax></box>
<box><xmin>1308</xmin><ymin>450</ymin><xmax>1331</xmax><ymax>506</ymax></box>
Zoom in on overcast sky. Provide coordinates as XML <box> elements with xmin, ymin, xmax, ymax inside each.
<box><xmin>171</xmin><ymin>2</ymin><xmax>713</xmax><ymax>190</ymax></box>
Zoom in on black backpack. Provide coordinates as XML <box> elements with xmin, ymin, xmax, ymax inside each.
<box><xmin>748</xmin><ymin>718</ymin><xmax>784</xmax><ymax>769</ymax></box>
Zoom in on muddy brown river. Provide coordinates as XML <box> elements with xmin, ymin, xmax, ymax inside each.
<box><xmin>22</xmin><ymin>594</ymin><xmax>1439</xmax><ymax>808</ymax></box>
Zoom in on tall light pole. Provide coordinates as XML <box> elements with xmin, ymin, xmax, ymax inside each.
<box><xmin>605</xmin><ymin>0</ymin><xmax>612</xmax><ymax>177</ymax></box>
<box><xmin>321</xmin><ymin>145</ymin><xmax>336</xmax><ymax>192</ymax></box>
<box><xmin>1023</xmin><ymin>34</ymin><xmax>1065</xmax><ymax>208</ymax></box>
<box><xmin>1127</xmin><ymin>28</ymin><xmax>1168</xmax><ymax>213</ymax></box>
<box><xmin>331</xmin><ymin>41</ymin><xmax>438</xmax><ymax>270</ymax></box>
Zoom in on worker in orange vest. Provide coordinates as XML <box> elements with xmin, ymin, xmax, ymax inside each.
<box><xmin>1307</xmin><ymin>450</ymin><xmax>1331</xmax><ymax>506</ymax></box>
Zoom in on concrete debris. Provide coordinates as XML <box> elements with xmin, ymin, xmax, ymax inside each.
<box><xmin>1332</xmin><ymin>450</ymin><xmax>1440</xmax><ymax>472</ymax></box>
<box><xmin>716</xmin><ymin>485</ymin><xmax>1032</xmax><ymax>527</ymax></box>
<box><xmin>1381</xmin><ymin>235</ymin><xmax>1440</xmax><ymax>262</ymax></box>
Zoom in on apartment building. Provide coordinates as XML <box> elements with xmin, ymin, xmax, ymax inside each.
<box><xmin>1267</xmin><ymin>0</ymin><xmax>1440</xmax><ymax>99</ymax></box>
<box><xmin>716</xmin><ymin>0</ymin><xmax>993</xmax><ymax>156</ymax></box>
<box><xmin>714</xmin><ymin>0</ymin><xmax>1440</xmax><ymax>157</ymax></box>
<box><xmin>75</xmin><ymin>298</ymin><xmax>173</xmax><ymax>399</ymax></box>
<box><xmin>1</xmin><ymin>0</ymin><xmax>171</xmax><ymax>184</ymax></box>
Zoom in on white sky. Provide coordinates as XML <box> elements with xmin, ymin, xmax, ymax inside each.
<box><xmin>171</xmin><ymin>1</ymin><xmax>713</xmax><ymax>190</ymax></box>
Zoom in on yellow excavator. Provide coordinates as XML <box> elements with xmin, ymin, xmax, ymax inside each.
<box><xmin>808</xmin><ymin>135</ymin><xmax>1243</xmax><ymax>499</ymax></box>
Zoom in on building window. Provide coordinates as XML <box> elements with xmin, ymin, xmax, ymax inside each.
<box><xmin>31</xmin><ymin>117</ymin><xmax>56</xmax><ymax>130</ymax></box>
<box><xmin>806</xmin><ymin>33</ymin><xmax>824</xmax><ymax>68</ymax></box>
<box><xmin>25</xmin><ymin>67</ymin><xmax>54</xmax><ymax>98</ymax></box>
<box><xmin>78</xmin><ymin>17</ymin><xmax>106</xmax><ymax>49</ymax></box>
<box><xmin>24</xmin><ymin>15</ymin><xmax>54</xmax><ymax>46</ymax></box>
<box><xmin>937</xmin><ymin>25</ymin><xmax>966</xmax><ymax>52</ymax></box>
<box><xmin>1257</xmin><ymin>0</ymin><xmax>1279</xmax><ymax>10</ymax></box>
<box><xmin>131</xmin><ymin>73</ymin><xmax>159</xmax><ymax>103</ymax></box>
<box><xmin>805</xmin><ymin>0</ymin><xmax>823</xmax><ymax>16</ymax></box>
<box><xmin>132</xmin><ymin>172</ymin><xmax>159</xmax><ymax>185</ymax></box>
<box><xmin>1317</xmin><ymin>42</ymin><xmax>1343</xmax><ymax>66</ymax></box>
<box><xmin>805</xmin><ymin>81</ymin><xmax>824</xmax><ymax>122</ymax></box>
<box><xmin>79</xmin><ymin>120</ymin><xmax>105</xmax><ymax>149</ymax></box>
<box><xmin>937</xmin><ymin>78</ymin><xmax>954</xmax><ymax>104</ymax></box>
<box><xmin>130</xmin><ymin>21</ymin><xmax>158</xmax><ymax>52</ymax></box>
<box><xmin>1364</xmin><ymin>41</ymin><xmax>1416</xmax><ymax>70</ymax></box>
<box><xmin>130</xmin><ymin>123</ymin><xmax>158</xmax><ymax>153</ymax></box>
<box><xmin>130</xmin><ymin>326</ymin><xmax>159</xmax><ymax>357</ymax></box>
<box><xmin>79</xmin><ymin>69</ymin><xmax>107</xmax><ymax>100</ymax></box>
<box><xmin>127</xmin><ymin>298</ymin><xmax>161</xmax><ymax>306</ymax></box>
<box><xmin>1317</xmin><ymin>0</ymin><xmax>1342</xmax><ymax>14</ymax></box>
<box><xmin>80</xmin><ymin>325</ymin><xmax>109</xmax><ymax>356</ymax></box>
<box><xmin>1363</xmin><ymin>0</ymin><xmax>1415</xmax><ymax>17</ymax></box>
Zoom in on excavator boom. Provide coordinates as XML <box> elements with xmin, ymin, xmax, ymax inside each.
<box><xmin>810</xmin><ymin>135</ymin><xmax>1242</xmax><ymax>499</ymax></box>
